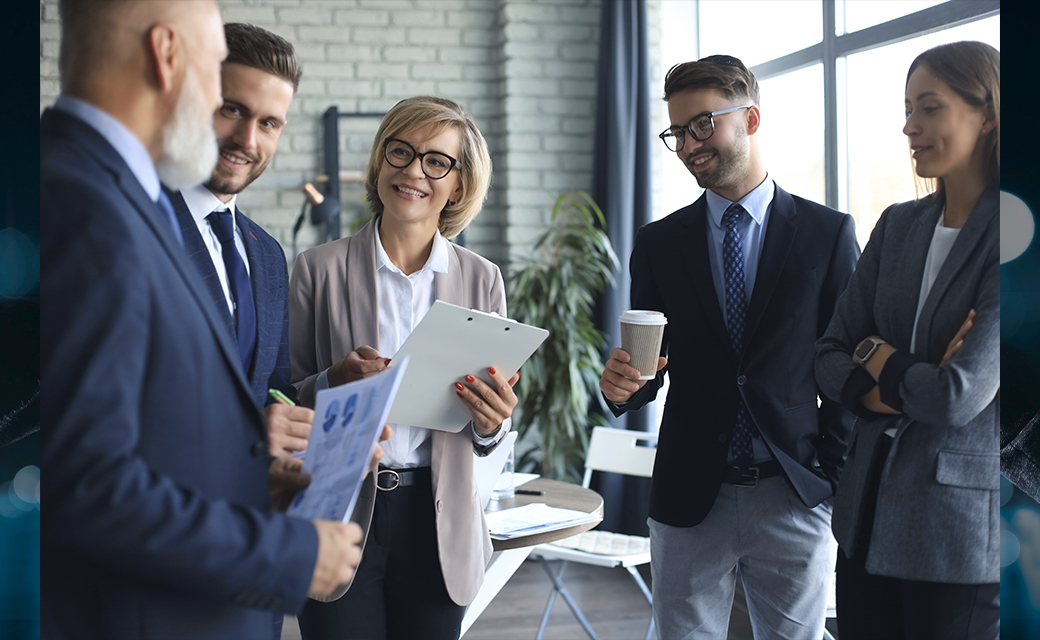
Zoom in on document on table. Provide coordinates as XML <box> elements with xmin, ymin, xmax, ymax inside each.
<box><xmin>286</xmin><ymin>357</ymin><xmax>409</xmax><ymax>523</ymax></box>
<box><xmin>513</xmin><ymin>473</ymin><xmax>539</xmax><ymax>487</ymax></box>
<box><xmin>485</xmin><ymin>503</ymin><xmax>601</xmax><ymax>540</ymax></box>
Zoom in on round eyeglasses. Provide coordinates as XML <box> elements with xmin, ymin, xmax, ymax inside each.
<box><xmin>658</xmin><ymin>105</ymin><xmax>752</xmax><ymax>152</ymax></box>
<box><xmin>383</xmin><ymin>138</ymin><xmax>459</xmax><ymax>180</ymax></box>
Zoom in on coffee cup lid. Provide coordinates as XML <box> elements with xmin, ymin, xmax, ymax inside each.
<box><xmin>619</xmin><ymin>310</ymin><xmax>667</xmax><ymax>325</ymax></box>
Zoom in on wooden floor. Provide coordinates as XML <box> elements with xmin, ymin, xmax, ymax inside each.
<box><xmin>281</xmin><ymin>558</ymin><xmax>839</xmax><ymax>639</ymax></box>
<box><xmin>465</xmin><ymin>559</ymin><xmax>655</xmax><ymax>640</ymax></box>
<box><xmin>280</xmin><ymin>558</ymin><xmax>655</xmax><ymax>640</ymax></box>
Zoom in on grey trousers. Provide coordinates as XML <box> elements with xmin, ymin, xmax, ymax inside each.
<box><xmin>649</xmin><ymin>475</ymin><xmax>837</xmax><ymax>640</ymax></box>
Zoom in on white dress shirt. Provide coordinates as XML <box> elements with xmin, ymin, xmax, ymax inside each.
<box><xmin>180</xmin><ymin>184</ymin><xmax>250</xmax><ymax>317</ymax></box>
<box><xmin>885</xmin><ymin>209</ymin><xmax>961</xmax><ymax>438</ymax></box>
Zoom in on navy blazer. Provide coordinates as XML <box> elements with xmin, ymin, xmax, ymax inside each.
<box><xmin>1002</xmin><ymin>345</ymin><xmax>1040</xmax><ymax>502</ymax></box>
<box><xmin>1000</xmin><ymin>244</ymin><xmax>1040</xmax><ymax>502</ymax></box>
<box><xmin>615</xmin><ymin>183</ymin><xmax>860</xmax><ymax>528</ymax></box>
<box><xmin>0</xmin><ymin>300</ymin><xmax>39</xmax><ymax>448</ymax></box>
<box><xmin>41</xmin><ymin>107</ymin><xmax>317</xmax><ymax>640</ymax></box>
<box><xmin>169</xmin><ymin>190</ymin><xmax>296</xmax><ymax>410</ymax></box>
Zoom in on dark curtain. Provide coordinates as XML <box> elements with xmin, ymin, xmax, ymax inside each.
<box><xmin>590</xmin><ymin>0</ymin><xmax>655</xmax><ymax>537</ymax></box>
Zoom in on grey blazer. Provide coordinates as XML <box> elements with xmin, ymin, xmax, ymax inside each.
<box><xmin>288</xmin><ymin>217</ymin><xmax>506</xmax><ymax>606</ymax></box>
<box><xmin>815</xmin><ymin>186</ymin><xmax>999</xmax><ymax>584</ymax></box>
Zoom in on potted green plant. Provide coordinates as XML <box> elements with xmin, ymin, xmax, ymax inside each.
<box><xmin>508</xmin><ymin>190</ymin><xmax>619</xmax><ymax>482</ymax></box>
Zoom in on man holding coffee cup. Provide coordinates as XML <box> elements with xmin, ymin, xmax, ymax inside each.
<box><xmin>599</xmin><ymin>55</ymin><xmax>859</xmax><ymax>640</ymax></box>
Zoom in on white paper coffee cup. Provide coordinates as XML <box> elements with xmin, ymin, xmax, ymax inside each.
<box><xmin>619</xmin><ymin>310</ymin><xmax>667</xmax><ymax>380</ymax></box>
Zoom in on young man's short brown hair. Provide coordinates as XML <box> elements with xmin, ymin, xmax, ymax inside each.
<box><xmin>224</xmin><ymin>22</ymin><xmax>302</xmax><ymax>94</ymax></box>
<box><xmin>663</xmin><ymin>55</ymin><xmax>760</xmax><ymax>106</ymax></box>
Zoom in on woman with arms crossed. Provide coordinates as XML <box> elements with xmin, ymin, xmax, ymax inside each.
<box><xmin>815</xmin><ymin>41</ymin><xmax>1000</xmax><ymax>640</ymax></box>
<box><xmin>289</xmin><ymin>96</ymin><xmax>516</xmax><ymax>640</ymax></box>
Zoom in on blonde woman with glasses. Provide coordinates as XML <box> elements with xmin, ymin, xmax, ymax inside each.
<box><xmin>289</xmin><ymin>96</ymin><xmax>516</xmax><ymax>640</ymax></box>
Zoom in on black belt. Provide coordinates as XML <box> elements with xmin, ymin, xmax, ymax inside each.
<box><xmin>376</xmin><ymin>466</ymin><xmax>431</xmax><ymax>491</ymax></box>
<box><xmin>722</xmin><ymin>459</ymin><xmax>782</xmax><ymax>487</ymax></box>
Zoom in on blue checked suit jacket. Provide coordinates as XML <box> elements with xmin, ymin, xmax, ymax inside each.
<box><xmin>169</xmin><ymin>190</ymin><xmax>297</xmax><ymax>411</ymax></box>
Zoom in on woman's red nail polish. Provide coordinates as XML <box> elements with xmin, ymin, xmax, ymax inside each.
<box><xmin>489</xmin><ymin>367</ymin><xmax>497</xmax><ymax>375</ymax></box>
<box><xmin>517</xmin><ymin>371</ymin><xmax>521</xmax><ymax>379</ymax></box>
<box><xmin>455</xmin><ymin>382</ymin><xmax>465</xmax><ymax>391</ymax></box>
<box><xmin>465</xmin><ymin>375</ymin><xmax>475</xmax><ymax>383</ymax></box>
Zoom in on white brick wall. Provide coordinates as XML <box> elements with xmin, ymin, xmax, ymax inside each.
<box><xmin>39</xmin><ymin>0</ymin><xmax>617</xmax><ymax>271</ymax></box>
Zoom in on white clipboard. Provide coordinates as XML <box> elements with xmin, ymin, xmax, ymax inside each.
<box><xmin>387</xmin><ymin>300</ymin><xmax>549</xmax><ymax>432</ymax></box>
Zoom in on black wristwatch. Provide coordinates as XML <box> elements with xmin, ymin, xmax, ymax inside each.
<box><xmin>854</xmin><ymin>337</ymin><xmax>887</xmax><ymax>366</ymax></box>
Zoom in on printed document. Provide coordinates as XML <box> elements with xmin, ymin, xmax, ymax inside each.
<box><xmin>287</xmin><ymin>357</ymin><xmax>409</xmax><ymax>522</ymax></box>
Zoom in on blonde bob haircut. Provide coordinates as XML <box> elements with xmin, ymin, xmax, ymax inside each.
<box><xmin>365</xmin><ymin>96</ymin><xmax>492</xmax><ymax>239</ymax></box>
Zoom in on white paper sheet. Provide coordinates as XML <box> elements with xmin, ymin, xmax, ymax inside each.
<box><xmin>286</xmin><ymin>357</ymin><xmax>409</xmax><ymax>523</ymax></box>
<box><xmin>485</xmin><ymin>503</ymin><xmax>601</xmax><ymax>540</ymax></box>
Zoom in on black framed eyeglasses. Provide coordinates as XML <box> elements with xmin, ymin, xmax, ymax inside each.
<box><xmin>658</xmin><ymin>105</ymin><xmax>752</xmax><ymax>152</ymax></box>
<box><xmin>383</xmin><ymin>138</ymin><xmax>459</xmax><ymax>180</ymax></box>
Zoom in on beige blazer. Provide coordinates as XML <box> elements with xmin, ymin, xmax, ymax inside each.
<box><xmin>288</xmin><ymin>217</ymin><xmax>507</xmax><ymax>606</ymax></box>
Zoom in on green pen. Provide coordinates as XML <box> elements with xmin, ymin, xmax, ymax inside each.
<box><xmin>268</xmin><ymin>388</ymin><xmax>296</xmax><ymax>406</ymax></box>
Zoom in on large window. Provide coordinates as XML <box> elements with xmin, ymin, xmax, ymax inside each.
<box><xmin>656</xmin><ymin>0</ymin><xmax>999</xmax><ymax>248</ymax></box>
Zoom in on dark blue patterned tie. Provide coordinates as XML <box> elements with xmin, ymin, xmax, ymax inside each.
<box><xmin>208</xmin><ymin>209</ymin><xmax>256</xmax><ymax>374</ymax></box>
<box><xmin>722</xmin><ymin>203</ymin><xmax>754</xmax><ymax>471</ymax></box>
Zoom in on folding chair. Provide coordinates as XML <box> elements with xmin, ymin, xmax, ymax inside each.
<box><xmin>529</xmin><ymin>426</ymin><xmax>657</xmax><ymax>640</ymax></box>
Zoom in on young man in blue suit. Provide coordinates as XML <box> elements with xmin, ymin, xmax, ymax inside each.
<box><xmin>41</xmin><ymin>2</ymin><xmax>365</xmax><ymax>638</ymax></box>
<box><xmin>600</xmin><ymin>55</ymin><xmax>860</xmax><ymax>640</ymax></box>
<box><xmin>168</xmin><ymin>22</ymin><xmax>309</xmax><ymax>458</ymax></box>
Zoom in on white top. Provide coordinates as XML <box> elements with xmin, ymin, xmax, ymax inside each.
<box><xmin>374</xmin><ymin>224</ymin><xmax>446</xmax><ymax>468</ymax></box>
<box><xmin>910</xmin><ymin>210</ymin><xmax>961</xmax><ymax>356</ymax></box>
<box><xmin>316</xmin><ymin>225</ymin><xmax>506</xmax><ymax>468</ymax></box>
<box><xmin>180</xmin><ymin>184</ymin><xmax>249</xmax><ymax>317</ymax></box>
<box><xmin>886</xmin><ymin>210</ymin><xmax>960</xmax><ymax>438</ymax></box>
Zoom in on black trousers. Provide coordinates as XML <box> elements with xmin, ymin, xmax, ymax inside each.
<box><xmin>836</xmin><ymin>436</ymin><xmax>1000</xmax><ymax>640</ymax></box>
<box><xmin>298</xmin><ymin>467</ymin><xmax>465</xmax><ymax>640</ymax></box>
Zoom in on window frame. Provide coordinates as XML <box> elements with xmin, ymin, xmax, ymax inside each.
<box><xmin>743</xmin><ymin>0</ymin><xmax>1000</xmax><ymax>210</ymax></box>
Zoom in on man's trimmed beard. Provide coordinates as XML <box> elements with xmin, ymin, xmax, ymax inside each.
<box><xmin>689</xmin><ymin>122</ymin><xmax>750</xmax><ymax>193</ymax></box>
<box><xmin>155</xmin><ymin>68</ymin><xmax>219</xmax><ymax>190</ymax></box>
<box><xmin>204</xmin><ymin>141</ymin><xmax>270</xmax><ymax>197</ymax></box>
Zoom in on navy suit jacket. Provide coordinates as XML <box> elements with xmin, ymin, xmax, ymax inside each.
<box><xmin>1002</xmin><ymin>345</ymin><xmax>1040</xmax><ymax>502</ymax></box>
<box><xmin>169</xmin><ymin>190</ymin><xmax>296</xmax><ymax>410</ymax></box>
<box><xmin>614</xmin><ymin>183</ymin><xmax>860</xmax><ymax>527</ymax></box>
<box><xmin>1000</xmin><ymin>243</ymin><xmax>1040</xmax><ymax>503</ymax></box>
<box><xmin>0</xmin><ymin>300</ymin><xmax>39</xmax><ymax>448</ymax></box>
<box><xmin>41</xmin><ymin>107</ymin><xmax>317</xmax><ymax>640</ymax></box>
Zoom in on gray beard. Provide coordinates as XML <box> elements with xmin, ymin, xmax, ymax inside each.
<box><xmin>155</xmin><ymin>69</ymin><xmax>219</xmax><ymax>190</ymax></box>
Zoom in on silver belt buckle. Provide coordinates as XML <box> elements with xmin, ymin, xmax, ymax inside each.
<box><xmin>377</xmin><ymin>469</ymin><xmax>400</xmax><ymax>491</ymax></box>
<box><xmin>735</xmin><ymin>466</ymin><xmax>759</xmax><ymax>488</ymax></box>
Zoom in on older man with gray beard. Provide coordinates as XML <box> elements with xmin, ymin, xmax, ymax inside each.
<box><xmin>40</xmin><ymin>2</ymin><xmax>366</xmax><ymax>638</ymax></box>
